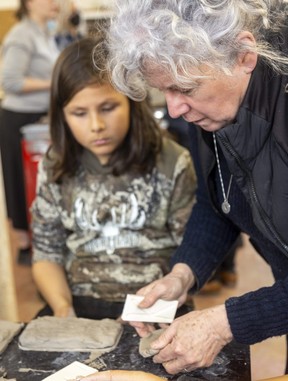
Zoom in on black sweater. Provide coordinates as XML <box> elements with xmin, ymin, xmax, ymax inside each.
<box><xmin>171</xmin><ymin>39</ymin><xmax>288</xmax><ymax>345</ymax></box>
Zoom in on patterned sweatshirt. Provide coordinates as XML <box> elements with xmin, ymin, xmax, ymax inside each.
<box><xmin>32</xmin><ymin>138</ymin><xmax>196</xmax><ymax>302</ymax></box>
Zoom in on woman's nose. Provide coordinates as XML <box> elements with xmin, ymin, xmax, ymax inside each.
<box><xmin>165</xmin><ymin>91</ymin><xmax>190</xmax><ymax>119</ymax></box>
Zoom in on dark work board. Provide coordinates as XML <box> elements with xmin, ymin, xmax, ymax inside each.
<box><xmin>0</xmin><ymin>324</ymin><xmax>250</xmax><ymax>381</ymax></box>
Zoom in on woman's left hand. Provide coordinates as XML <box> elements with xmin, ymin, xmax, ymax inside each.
<box><xmin>151</xmin><ymin>305</ymin><xmax>233</xmax><ymax>374</ymax></box>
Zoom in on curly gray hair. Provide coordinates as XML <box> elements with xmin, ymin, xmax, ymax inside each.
<box><xmin>106</xmin><ymin>0</ymin><xmax>288</xmax><ymax>100</ymax></box>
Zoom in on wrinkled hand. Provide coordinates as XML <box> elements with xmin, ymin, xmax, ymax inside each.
<box><xmin>130</xmin><ymin>264</ymin><xmax>195</xmax><ymax>337</ymax></box>
<box><xmin>79</xmin><ymin>370</ymin><xmax>166</xmax><ymax>381</ymax></box>
<box><xmin>151</xmin><ymin>305</ymin><xmax>233</xmax><ymax>374</ymax></box>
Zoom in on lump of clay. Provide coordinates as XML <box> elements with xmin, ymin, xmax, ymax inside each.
<box><xmin>18</xmin><ymin>316</ymin><xmax>123</xmax><ymax>352</ymax></box>
<box><xmin>139</xmin><ymin>329</ymin><xmax>165</xmax><ymax>358</ymax></box>
<box><xmin>0</xmin><ymin>320</ymin><xmax>23</xmax><ymax>354</ymax></box>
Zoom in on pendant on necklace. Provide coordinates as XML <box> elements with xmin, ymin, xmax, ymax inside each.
<box><xmin>221</xmin><ymin>199</ymin><xmax>231</xmax><ymax>214</ymax></box>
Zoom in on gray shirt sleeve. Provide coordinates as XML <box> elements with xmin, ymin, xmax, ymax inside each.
<box><xmin>0</xmin><ymin>19</ymin><xmax>59</xmax><ymax>112</ymax></box>
<box><xmin>1</xmin><ymin>41</ymin><xmax>32</xmax><ymax>93</ymax></box>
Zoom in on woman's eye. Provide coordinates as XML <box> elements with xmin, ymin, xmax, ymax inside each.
<box><xmin>181</xmin><ymin>89</ymin><xmax>192</xmax><ymax>95</ymax></box>
<box><xmin>180</xmin><ymin>88</ymin><xmax>196</xmax><ymax>96</ymax></box>
<box><xmin>168</xmin><ymin>87</ymin><xmax>194</xmax><ymax>96</ymax></box>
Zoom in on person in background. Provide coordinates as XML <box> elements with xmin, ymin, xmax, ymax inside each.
<box><xmin>103</xmin><ymin>0</ymin><xmax>288</xmax><ymax>375</ymax></box>
<box><xmin>54</xmin><ymin>0</ymin><xmax>85</xmax><ymax>51</ymax></box>
<box><xmin>31</xmin><ymin>36</ymin><xmax>196</xmax><ymax>320</ymax></box>
<box><xmin>0</xmin><ymin>0</ymin><xmax>60</xmax><ymax>261</ymax></box>
<box><xmin>199</xmin><ymin>236</ymin><xmax>243</xmax><ymax>293</ymax></box>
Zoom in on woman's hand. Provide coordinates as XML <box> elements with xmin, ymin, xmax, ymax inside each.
<box><xmin>79</xmin><ymin>370</ymin><xmax>166</xmax><ymax>381</ymax></box>
<box><xmin>130</xmin><ymin>263</ymin><xmax>195</xmax><ymax>337</ymax></box>
<box><xmin>150</xmin><ymin>305</ymin><xmax>233</xmax><ymax>374</ymax></box>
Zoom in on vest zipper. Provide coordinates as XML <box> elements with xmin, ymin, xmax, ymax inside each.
<box><xmin>217</xmin><ymin>134</ymin><xmax>288</xmax><ymax>256</ymax></box>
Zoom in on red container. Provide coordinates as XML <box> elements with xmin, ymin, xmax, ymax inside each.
<box><xmin>21</xmin><ymin>124</ymin><xmax>50</xmax><ymax>222</ymax></box>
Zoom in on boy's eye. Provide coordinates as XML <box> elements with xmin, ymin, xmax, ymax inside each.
<box><xmin>101</xmin><ymin>104</ymin><xmax>117</xmax><ymax>112</ymax></box>
<box><xmin>72</xmin><ymin>111</ymin><xmax>86</xmax><ymax>117</ymax></box>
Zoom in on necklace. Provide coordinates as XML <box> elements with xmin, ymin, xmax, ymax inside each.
<box><xmin>212</xmin><ymin>132</ymin><xmax>233</xmax><ymax>214</ymax></box>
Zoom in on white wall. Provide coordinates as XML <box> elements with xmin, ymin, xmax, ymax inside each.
<box><xmin>75</xmin><ymin>0</ymin><xmax>115</xmax><ymax>9</ymax></box>
<box><xmin>0</xmin><ymin>0</ymin><xmax>18</xmax><ymax>9</ymax></box>
<box><xmin>0</xmin><ymin>0</ymin><xmax>285</xmax><ymax>10</ymax></box>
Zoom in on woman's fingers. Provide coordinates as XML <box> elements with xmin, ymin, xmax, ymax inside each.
<box><xmin>152</xmin><ymin>306</ymin><xmax>233</xmax><ymax>374</ymax></box>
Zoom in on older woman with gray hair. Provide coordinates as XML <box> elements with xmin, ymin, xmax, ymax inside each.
<box><xmin>82</xmin><ymin>0</ymin><xmax>288</xmax><ymax>377</ymax></box>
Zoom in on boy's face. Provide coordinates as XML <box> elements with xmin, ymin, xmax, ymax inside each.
<box><xmin>63</xmin><ymin>83</ymin><xmax>130</xmax><ymax>165</ymax></box>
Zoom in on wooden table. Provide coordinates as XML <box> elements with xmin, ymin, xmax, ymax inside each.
<box><xmin>0</xmin><ymin>324</ymin><xmax>251</xmax><ymax>380</ymax></box>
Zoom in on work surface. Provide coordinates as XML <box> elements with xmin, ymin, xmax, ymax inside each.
<box><xmin>0</xmin><ymin>324</ymin><xmax>250</xmax><ymax>381</ymax></box>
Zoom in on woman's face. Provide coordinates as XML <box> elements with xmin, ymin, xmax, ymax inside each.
<box><xmin>27</xmin><ymin>0</ymin><xmax>59</xmax><ymax>22</ymax></box>
<box><xmin>146</xmin><ymin>63</ymin><xmax>251</xmax><ymax>132</ymax></box>
<box><xmin>63</xmin><ymin>83</ymin><xmax>130</xmax><ymax>165</ymax></box>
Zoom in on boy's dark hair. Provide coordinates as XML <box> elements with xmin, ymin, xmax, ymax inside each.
<box><xmin>48</xmin><ymin>36</ymin><xmax>162</xmax><ymax>182</ymax></box>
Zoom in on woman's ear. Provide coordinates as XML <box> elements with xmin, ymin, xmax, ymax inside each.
<box><xmin>236</xmin><ymin>31</ymin><xmax>258</xmax><ymax>74</ymax></box>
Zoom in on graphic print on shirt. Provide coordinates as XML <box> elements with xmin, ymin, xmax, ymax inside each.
<box><xmin>74</xmin><ymin>193</ymin><xmax>146</xmax><ymax>255</ymax></box>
